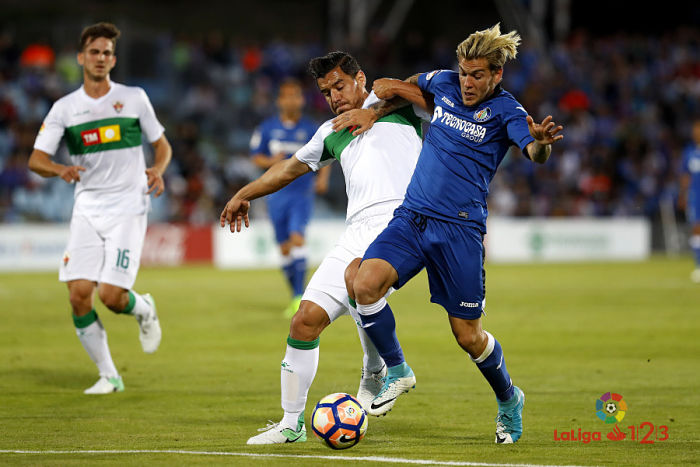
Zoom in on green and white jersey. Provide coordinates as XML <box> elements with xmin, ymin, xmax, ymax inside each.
<box><xmin>34</xmin><ymin>82</ymin><xmax>164</xmax><ymax>217</ymax></box>
<box><xmin>295</xmin><ymin>92</ymin><xmax>427</xmax><ymax>220</ymax></box>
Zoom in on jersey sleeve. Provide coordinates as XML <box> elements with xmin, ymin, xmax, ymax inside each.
<box><xmin>33</xmin><ymin>102</ymin><xmax>65</xmax><ymax>156</ymax></box>
<box><xmin>411</xmin><ymin>103</ymin><xmax>432</xmax><ymax>122</ymax></box>
<box><xmin>137</xmin><ymin>88</ymin><xmax>165</xmax><ymax>143</ymax></box>
<box><xmin>294</xmin><ymin>122</ymin><xmax>333</xmax><ymax>172</ymax></box>
<box><xmin>504</xmin><ymin>102</ymin><xmax>535</xmax><ymax>154</ymax></box>
<box><xmin>417</xmin><ymin>69</ymin><xmax>449</xmax><ymax>94</ymax></box>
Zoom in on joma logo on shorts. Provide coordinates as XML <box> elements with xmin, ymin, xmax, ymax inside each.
<box><xmin>460</xmin><ymin>301</ymin><xmax>479</xmax><ymax>308</ymax></box>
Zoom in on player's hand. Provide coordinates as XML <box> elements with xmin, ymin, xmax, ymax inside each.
<box><xmin>220</xmin><ymin>197</ymin><xmax>251</xmax><ymax>232</ymax></box>
<box><xmin>145</xmin><ymin>167</ymin><xmax>165</xmax><ymax>197</ymax></box>
<box><xmin>372</xmin><ymin>78</ymin><xmax>400</xmax><ymax>100</ymax></box>
<box><xmin>57</xmin><ymin>165</ymin><xmax>86</xmax><ymax>184</ymax></box>
<box><xmin>332</xmin><ymin>108</ymin><xmax>377</xmax><ymax>136</ymax></box>
<box><xmin>678</xmin><ymin>193</ymin><xmax>687</xmax><ymax>211</ymax></box>
<box><xmin>527</xmin><ymin>115</ymin><xmax>564</xmax><ymax>145</ymax></box>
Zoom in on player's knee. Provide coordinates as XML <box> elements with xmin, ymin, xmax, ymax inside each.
<box><xmin>452</xmin><ymin>327</ymin><xmax>484</xmax><ymax>355</ymax></box>
<box><xmin>344</xmin><ymin>258</ymin><xmax>362</xmax><ymax>300</ymax></box>
<box><xmin>68</xmin><ymin>289</ymin><xmax>92</xmax><ymax>312</ymax></box>
<box><xmin>289</xmin><ymin>232</ymin><xmax>305</xmax><ymax>247</ymax></box>
<box><xmin>280</xmin><ymin>242</ymin><xmax>292</xmax><ymax>256</ymax></box>
<box><xmin>353</xmin><ymin>271</ymin><xmax>384</xmax><ymax>304</ymax></box>
<box><xmin>289</xmin><ymin>304</ymin><xmax>328</xmax><ymax>341</ymax></box>
<box><xmin>97</xmin><ymin>286</ymin><xmax>126</xmax><ymax>312</ymax></box>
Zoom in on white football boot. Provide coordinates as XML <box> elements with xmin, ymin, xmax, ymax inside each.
<box><xmin>137</xmin><ymin>293</ymin><xmax>161</xmax><ymax>353</ymax></box>
<box><xmin>247</xmin><ymin>414</ymin><xmax>306</xmax><ymax>445</ymax></box>
<box><xmin>356</xmin><ymin>365</ymin><xmax>386</xmax><ymax>412</ymax></box>
<box><xmin>367</xmin><ymin>362</ymin><xmax>415</xmax><ymax>416</ymax></box>
<box><xmin>84</xmin><ymin>376</ymin><xmax>124</xmax><ymax>395</ymax></box>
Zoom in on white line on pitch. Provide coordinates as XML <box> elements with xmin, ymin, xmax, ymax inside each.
<box><xmin>0</xmin><ymin>449</ymin><xmax>594</xmax><ymax>467</ymax></box>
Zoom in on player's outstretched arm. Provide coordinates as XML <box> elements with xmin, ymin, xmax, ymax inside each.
<box><xmin>220</xmin><ymin>156</ymin><xmax>311</xmax><ymax>232</ymax></box>
<box><xmin>374</xmin><ymin>74</ymin><xmax>433</xmax><ymax>113</ymax></box>
<box><xmin>146</xmin><ymin>134</ymin><xmax>172</xmax><ymax>197</ymax></box>
<box><xmin>251</xmin><ymin>152</ymin><xmax>286</xmax><ymax>169</ymax></box>
<box><xmin>28</xmin><ymin>148</ymin><xmax>85</xmax><ymax>183</ymax></box>
<box><xmin>332</xmin><ymin>74</ymin><xmax>432</xmax><ymax>137</ymax></box>
<box><xmin>525</xmin><ymin>115</ymin><xmax>564</xmax><ymax>164</ymax></box>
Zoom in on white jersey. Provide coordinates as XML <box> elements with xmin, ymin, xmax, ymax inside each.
<box><xmin>295</xmin><ymin>92</ymin><xmax>428</xmax><ymax>220</ymax></box>
<box><xmin>34</xmin><ymin>82</ymin><xmax>164</xmax><ymax>217</ymax></box>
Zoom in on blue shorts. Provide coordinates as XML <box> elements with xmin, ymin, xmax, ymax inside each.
<box><xmin>363</xmin><ymin>206</ymin><xmax>485</xmax><ymax>320</ymax></box>
<box><xmin>268</xmin><ymin>195</ymin><xmax>313</xmax><ymax>244</ymax></box>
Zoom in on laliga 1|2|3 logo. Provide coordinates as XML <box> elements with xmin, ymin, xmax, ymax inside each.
<box><xmin>553</xmin><ymin>392</ymin><xmax>670</xmax><ymax>444</ymax></box>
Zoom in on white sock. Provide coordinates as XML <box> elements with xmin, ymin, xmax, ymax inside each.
<box><xmin>290</xmin><ymin>246</ymin><xmax>307</xmax><ymax>260</ymax></box>
<box><xmin>348</xmin><ymin>304</ymin><xmax>384</xmax><ymax>373</ymax></box>
<box><xmin>280</xmin><ymin>341</ymin><xmax>319</xmax><ymax>428</ymax></box>
<box><xmin>75</xmin><ymin>319</ymin><xmax>119</xmax><ymax>378</ymax></box>
<box><xmin>128</xmin><ymin>290</ymin><xmax>152</xmax><ymax>320</ymax></box>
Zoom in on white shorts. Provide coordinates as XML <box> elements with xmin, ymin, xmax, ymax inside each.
<box><xmin>59</xmin><ymin>214</ymin><xmax>147</xmax><ymax>289</ymax></box>
<box><xmin>302</xmin><ymin>200</ymin><xmax>400</xmax><ymax>322</ymax></box>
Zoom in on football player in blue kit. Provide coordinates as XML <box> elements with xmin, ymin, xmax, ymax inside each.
<box><xmin>679</xmin><ymin>119</ymin><xmax>700</xmax><ymax>283</ymax></box>
<box><xmin>333</xmin><ymin>24</ymin><xmax>564</xmax><ymax>443</ymax></box>
<box><xmin>250</xmin><ymin>78</ymin><xmax>331</xmax><ymax>317</ymax></box>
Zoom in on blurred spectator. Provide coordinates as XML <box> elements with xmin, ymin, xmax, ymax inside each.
<box><xmin>0</xmin><ymin>24</ymin><xmax>698</xmax><ymax>227</ymax></box>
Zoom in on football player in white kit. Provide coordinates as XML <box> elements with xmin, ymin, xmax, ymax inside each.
<box><xmin>221</xmin><ymin>51</ymin><xmax>431</xmax><ymax>444</ymax></box>
<box><xmin>28</xmin><ymin>22</ymin><xmax>172</xmax><ymax>394</ymax></box>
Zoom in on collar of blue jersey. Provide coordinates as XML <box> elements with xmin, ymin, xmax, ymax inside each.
<box><xmin>486</xmin><ymin>84</ymin><xmax>504</xmax><ymax>102</ymax></box>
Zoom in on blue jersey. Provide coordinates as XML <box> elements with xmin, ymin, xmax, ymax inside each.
<box><xmin>403</xmin><ymin>70</ymin><xmax>534</xmax><ymax>232</ymax></box>
<box><xmin>682</xmin><ymin>142</ymin><xmax>700</xmax><ymax>221</ymax></box>
<box><xmin>250</xmin><ymin>116</ymin><xmax>318</xmax><ymax>205</ymax></box>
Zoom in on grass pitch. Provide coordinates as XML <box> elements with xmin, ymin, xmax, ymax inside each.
<box><xmin>1</xmin><ymin>257</ymin><xmax>699</xmax><ymax>465</ymax></box>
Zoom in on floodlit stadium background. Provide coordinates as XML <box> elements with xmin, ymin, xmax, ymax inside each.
<box><xmin>1</xmin><ymin>0</ymin><xmax>699</xmax><ymax>265</ymax></box>
<box><xmin>2</xmin><ymin>2</ymin><xmax>700</xmax><ymax>465</ymax></box>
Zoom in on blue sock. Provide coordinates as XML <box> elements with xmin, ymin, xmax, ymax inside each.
<box><xmin>474</xmin><ymin>332</ymin><xmax>514</xmax><ymax>402</ymax></box>
<box><xmin>281</xmin><ymin>257</ymin><xmax>296</xmax><ymax>295</ymax></box>
<box><xmin>291</xmin><ymin>257</ymin><xmax>306</xmax><ymax>296</ymax></box>
<box><xmin>357</xmin><ymin>298</ymin><xmax>405</xmax><ymax>368</ymax></box>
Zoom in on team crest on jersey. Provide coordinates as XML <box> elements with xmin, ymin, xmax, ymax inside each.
<box><xmin>62</xmin><ymin>251</ymin><xmax>70</xmax><ymax>266</ymax></box>
<box><xmin>473</xmin><ymin>107</ymin><xmax>491</xmax><ymax>122</ymax></box>
<box><xmin>425</xmin><ymin>70</ymin><xmax>439</xmax><ymax>81</ymax></box>
<box><xmin>113</xmin><ymin>101</ymin><xmax>123</xmax><ymax>113</ymax></box>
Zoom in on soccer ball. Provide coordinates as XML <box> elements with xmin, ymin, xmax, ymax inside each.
<box><xmin>605</xmin><ymin>402</ymin><xmax>617</xmax><ymax>414</ymax></box>
<box><xmin>311</xmin><ymin>393</ymin><xmax>368</xmax><ymax>449</ymax></box>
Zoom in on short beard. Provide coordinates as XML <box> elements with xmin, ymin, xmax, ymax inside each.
<box><xmin>85</xmin><ymin>70</ymin><xmax>109</xmax><ymax>82</ymax></box>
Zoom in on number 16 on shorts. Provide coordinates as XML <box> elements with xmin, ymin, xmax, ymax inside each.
<box><xmin>116</xmin><ymin>248</ymin><xmax>130</xmax><ymax>270</ymax></box>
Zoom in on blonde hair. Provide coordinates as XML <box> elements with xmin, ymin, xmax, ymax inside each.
<box><xmin>456</xmin><ymin>23</ymin><xmax>521</xmax><ymax>69</ymax></box>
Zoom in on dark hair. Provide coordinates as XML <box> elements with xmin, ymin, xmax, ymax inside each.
<box><xmin>79</xmin><ymin>22</ymin><xmax>121</xmax><ymax>51</ymax></box>
<box><xmin>308</xmin><ymin>51</ymin><xmax>360</xmax><ymax>80</ymax></box>
<box><xmin>279</xmin><ymin>77</ymin><xmax>302</xmax><ymax>92</ymax></box>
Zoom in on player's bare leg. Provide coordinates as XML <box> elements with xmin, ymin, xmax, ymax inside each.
<box><xmin>68</xmin><ymin>280</ymin><xmax>123</xmax><ymax>394</ymax></box>
<box><xmin>281</xmin><ymin>233</ymin><xmax>307</xmax><ymax>318</ymax></box>
<box><xmin>345</xmin><ymin>257</ymin><xmax>386</xmax><ymax>411</ymax></box>
<box><xmin>353</xmin><ymin>259</ymin><xmax>414</xmax><ymax>416</ymax></box>
<box><xmin>248</xmin><ymin>300</ymin><xmax>330</xmax><ymax>444</ymax></box>
<box><xmin>98</xmin><ymin>283</ymin><xmax>161</xmax><ymax>353</ymax></box>
<box><xmin>449</xmin><ymin>316</ymin><xmax>524</xmax><ymax>443</ymax></box>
